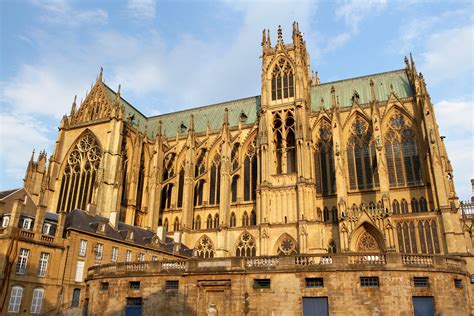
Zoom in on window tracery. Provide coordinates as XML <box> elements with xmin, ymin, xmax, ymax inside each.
<box><xmin>397</xmin><ymin>219</ymin><xmax>440</xmax><ymax>254</ymax></box>
<box><xmin>357</xmin><ymin>232</ymin><xmax>379</xmax><ymax>252</ymax></box>
<box><xmin>314</xmin><ymin>121</ymin><xmax>335</xmax><ymax>195</ymax></box>
<box><xmin>277</xmin><ymin>235</ymin><xmax>297</xmax><ymax>256</ymax></box>
<box><xmin>235</xmin><ymin>232</ymin><xmax>256</xmax><ymax>257</ymax></box>
<box><xmin>213</xmin><ymin>213</ymin><xmax>219</xmax><ymax>228</ymax></box>
<box><xmin>194</xmin><ymin>215</ymin><xmax>201</xmax><ymax>230</ymax></box>
<box><xmin>271</xmin><ymin>59</ymin><xmax>294</xmax><ymax>100</ymax></box>
<box><xmin>244</xmin><ymin>138</ymin><xmax>257</xmax><ymax>201</ymax></box>
<box><xmin>160</xmin><ymin>183</ymin><xmax>173</xmax><ymax>211</ymax></box>
<box><xmin>195</xmin><ymin>149</ymin><xmax>206</xmax><ymax>178</ymax></box>
<box><xmin>384</xmin><ymin>112</ymin><xmax>422</xmax><ymax>187</ymax></box>
<box><xmin>173</xmin><ymin>217</ymin><xmax>180</xmax><ymax>231</ymax></box>
<box><xmin>57</xmin><ymin>132</ymin><xmax>102</xmax><ymax>213</ymax></box>
<box><xmin>206</xmin><ymin>214</ymin><xmax>213</xmax><ymax>229</ymax></box>
<box><xmin>242</xmin><ymin>211</ymin><xmax>249</xmax><ymax>226</ymax></box>
<box><xmin>231</xmin><ymin>175</ymin><xmax>239</xmax><ymax>203</ymax></box>
<box><xmin>273</xmin><ymin>110</ymin><xmax>296</xmax><ymax>174</ymax></box>
<box><xmin>346</xmin><ymin>117</ymin><xmax>379</xmax><ymax>190</ymax></box>
<box><xmin>177</xmin><ymin>166</ymin><xmax>185</xmax><ymax>208</ymax></box>
<box><xmin>229</xmin><ymin>212</ymin><xmax>236</xmax><ymax>227</ymax></box>
<box><xmin>162</xmin><ymin>153</ymin><xmax>175</xmax><ymax>181</ymax></box>
<box><xmin>194</xmin><ymin>180</ymin><xmax>205</xmax><ymax>207</ymax></box>
<box><xmin>392</xmin><ymin>199</ymin><xmax>400</xmax><ymax>215</ymax></box>
<box><xmin>194</xmin><ymin>235</ymin><xmax>215</xmax><ymax>258</ymax></box>
<box><xmin>231</xmin><ymin>143</ymin><xmax>240</xmax><ymax>172</ymax></box>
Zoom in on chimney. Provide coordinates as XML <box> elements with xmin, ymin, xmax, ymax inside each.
<box><xmin>173</xmin><ymin>231</ymin><xmax>182</xmax><ymax>252</ymax></box>
<box><xmin>156</xmin><ymin>226</ymin><xmax>166</xmax><ymax>242</ymax></box>
<box><xmin>109</xmin><ymin>210</ymin><xmax>119</xmax><ymax>229</ymax></box>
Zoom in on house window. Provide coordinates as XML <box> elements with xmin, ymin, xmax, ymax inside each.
<box><xmin>360</xmin><ymin>276</ymin><xmax>379</xmax><ymax>287</ymax></box>
<box><xmin>253</xmin><ymin>279</ymin><xmax>271</xmax><ymax>289</ymax></box>
<box><xmin>42</xmin><ymin>223</ymin><xmax>52</xmax><ymax>235</ymax></box>
<box><xmin>95</xmin><ymin>243</ymin><xmax>103</xmax><ymax>260</ymax></box>
<box><xmin>111</xmin><ymin>247</ymin><xmax>118</xmax><ymax>262</ymax></box>
<box><xmin>165</xmin><ymin>280</ymin><xmax>179</xmax><ymax>290</ymax></box>
<box><xmin>8</xmin><ymin>285</ymin><xmax>23</xmax><ymax>313</ymax></box>
<box><xmin>79</xmin><ymin>239</ymin><xmax>87</xmax><ymax>257</ymax></box>
<box><xmin>130</xmin><ymin>281</ymin><xmax>140</xmax><ymax>290</ymax></box>
<box><xmin>37</xmin><ymin>253</ymin><xmax>50</xmax><ymax>277</ymax></box>
<box><xmin>138</xmin><ymin>253</ymin><xmax>145</xmax><ymax>262</ymax></box>
<box><xmin>126</xmin><ymin>250</ymin><xmax>132</xmax><ymax>262</ymax></box>
<box><xmin>2</xmin><ymin>215</ymin><xmax>10</xmax><ymax>227</ymax></box>
<box><xmin>454</xmin><ymin>279</ymin><xmax>463</xmax><ymax>288</ymax></box>
<box><xmin>16</xmin><ymin>248</ymin><xmax>29</xmax><ymax>275</ymax></box>
<box><xmin>305</xmin><ymin>277</ymin><xmax>324</xmax><ymax>288</ymax></box>
<box><xmin>22</xmin><ymin>218</ymin><xmax>33</xmax><ymax>230</ymax></box>
<box><xmin>100</xmin><ymin>282</ymin><xmax>109</xmax><ymax>291</ymax></box>
<box><xmin>413</xmin><ymin>277</ymin><xmax>429</xmax><ymax>288</ymax></box>
<box><xmin>30</xmin><ymin>287</ymin><xmax>44</xmax><ymax>314</ymax></box>
<box><xmin>75</xmin><ymin>261</ymin><xmax>85</xmax><ymax>282</ymax></box>
<box><xmin>71</xmin><ymin>288</ymin><xmax>80</xmax><ymax>307</ymax></box>
<box><xmin>152</xmin><ymin>256</ymin><xmax>158</xmax><ymax>261</ymax></box>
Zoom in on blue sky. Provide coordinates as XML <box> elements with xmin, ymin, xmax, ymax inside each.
<box><xmin>0</xmin><ymin>0</ymin><xmax>473</xmax><ymax>200</ymax></box>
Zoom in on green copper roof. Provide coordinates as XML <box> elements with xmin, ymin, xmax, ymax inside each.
<box><xmin>148</xmin><ymin>96</ymin><xmax>261</xmax><ymax>138</ymax></box>
<box><xmin>102</xmin><ymin>69</ymin><xmax>412</xmax><ymax>139</ymax></box>
<box><xmin>310</xmin><ymin>69</ymin><xmax>413</xmax><ymax>110</ymax></box>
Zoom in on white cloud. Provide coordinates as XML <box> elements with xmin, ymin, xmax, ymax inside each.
<box><xmin>435</xmin><ymin>100</ymin><xmax>474</xmax><ymax>201</ymax></box>
<box><xmin>0</xmin><ymin>113</ymin><xmax>53</xmax><ymax>188</ymax></box>
<box><xmin>335</xmin><ymin>0</ymin><xmax>387</xmax><ymax>32</ymax></box>
<box><xmin>31</xmin><ymin>0</ymin><xmax>108</xmax><ymax>25</ymax></box>
<box><xmin>421</xmin><ymin>25</ymin><xmax>474</xmax><ymax>83</ymax></box>
<box><xmin>127</xmin><ymin>0</ymin><xmax>156</xmax><ymax>20</ymax></box>
<box><xmin>323</xmin><ymin>32</ymin><xmax>350</xmax><ymax>52</ymax></box>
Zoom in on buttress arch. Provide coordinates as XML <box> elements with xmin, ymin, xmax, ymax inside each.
<box><xmin>348</xmin><ymin>222</ymin><xmax>385</xmax><ymax>253</ymax></box>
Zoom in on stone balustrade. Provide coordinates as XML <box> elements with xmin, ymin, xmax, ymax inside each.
<box><xmin>20</xmin><ymin>229</ymin><xmax>34</xmax><ymax>239</ymax></box>
<box><xmin>86</xmin><ymin>253</ymin><xmax>467</xmax><ymax>279</ymax></box>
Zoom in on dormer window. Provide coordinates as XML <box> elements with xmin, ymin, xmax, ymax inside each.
<box><xmin>2</xmin><ymin>216</ymin><xmax>10</xmax><ymax>228</ymax></box>
<box><xmin>240</xmin><ymin>111</ymin><xmax>248</xmax><ymax>123</ymax></box>
<box><xmin>271</xmin><ymin>59</ymin><xmax>294</xmax><ymax>101</ymax></box>
<box><xmin>180</xmin><ymin>122</ymin><xmax>187</xmax><ymax>133</ymax></box>
<box><xmin>98</xmin><ymin>223</ymin><xmax>106</xmax><ymax>233</ymax></box>
<box><xmin>22</xmin><ymin>218</ymin><xmax>32</xmax><ymax>230</ymax></box>
<box><xmin>42</xmin><ymin>223</ymin><xmax>52</xmax><ymax>235</ymax></box>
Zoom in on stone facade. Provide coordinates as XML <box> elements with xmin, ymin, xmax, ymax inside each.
<box><xmin>1</xmin><ymin>23</ymin><xmax>474</xmax><ymax>315</ymax></box>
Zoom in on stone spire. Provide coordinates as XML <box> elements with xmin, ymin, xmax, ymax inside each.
<box><xmin>331</xmin><ymin>86</ymin><xmax>336</xmax><ymax>108</ymax></box>
<box><xmin>70</xmin><ymin>95</ymin><xmax>77</xmax><ymax>116</ymax></box>
<box><xmin>277</xmin><ymin>25</ymin><xmax>283</xmax><ymax>47</ymax></box>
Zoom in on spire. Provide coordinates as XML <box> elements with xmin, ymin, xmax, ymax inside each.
<box><xmin>223</xmin><ymin>108</ymin><xmax>229</xmax><ymax>126</ymax></box>
<box><xmin>157</xmin><ymin>120</ymin><xmax>162</xmax><ymax>137</ymax></box>
<box><xmin>30</xmin><ymin>149</ymin><xmax>35</xmax><ymax>162</ymax></box>
<box><xmin>70</xmin><ymin>95</ymin><xmax>77</xmax><ymax>116</ymax></box>
<box><xmin>115</xmin><ymin>84</ymin><xmax>121</xmax><ymax>102</ymax></box>
<box><xmin>370</xmin><ymin>79</ymin><xmax>377</xmax><ymax>103</ymax></box>
<box><xmin>261</xmin><ymin>29</ymin><xmax>267</xmax><ymax>48</ymax></box>
<box><xmin>189</xmin><ymin>114</ymin><xmax>195</xmax><ymax>132</ymax></box>
<box><xmin>351</xmin><ymin>90</ymin><xmax>360</xmax><ymax>104</ymax></box>
<box><xmin>277</xmin><ymin>25</ymin><xmax>283</xmax><ymax>46</ymax></box>
<box><xmin>267</xmin><ymin>29</ymin><xmax>271</xmax><ymax>47</ymax></box>
<box><xmin>292</xmin><ymin>21</ymin><xmax>298</xmax><ymax>45</ymax></box>
<box><xmin>331</xmin><ymin>86</ymin><xmax>336</xmax><ymax>108</ymax></box>
<box><xmin>315</xmin><ymin>71</ymin><xmax>320</xmax><ymax>84</ymax></box>
<box><xmin>404</xmin><ymin>56</ymin><xmax>410</xmax><ymax>70</ymax></box>
<box><xmin>98</xmin><ymin>66</ymin><xmax>103</xmax><ymax>82</ymax></box>
<box><xmin>410</xmin><ymin>53</ymin><xmax>417</xmax><ymax>73</ymax></box>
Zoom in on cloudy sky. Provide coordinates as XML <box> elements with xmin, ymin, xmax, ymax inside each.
<box><xmin>0</xmin><ymin>0</ymin><xmax>473</xmax><ymax>200</ymax></box>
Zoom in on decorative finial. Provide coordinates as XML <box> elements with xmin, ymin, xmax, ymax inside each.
<box><xmin>331</xmin><ymin>86</ymin><xmax>336</xmax><ymax>107</ymax></box>
<box><xmin>315</xmin><ymin>71</ymin><xmax>320</xmax><ymax>84</ymax></box>
<box><xmin>262</xmin><ymin>29</ymin><xmax>267</xmax><ymax>47</ymax></box>
<box><xmin>224</xmin><ymin>108</ymin><xmax>229</xmax><ymax>126</ymax></box>
<box><xmin>277</xmin><ymin>25</ymin><xmax>283</xmax><ymax>45</ymax></box>
<box><xmin>190</xmin><ymin>114</ymin><xmax>195</xmax><ymax>132</ymax></box>
<box><xmin>70</xmin><ymin>95</ymin><xmax>77</xmax><ymax>116</ymax></box>
<box><xmin>115</xmin><ymin>84</ymin><xmax>121</xmax><ymax>101</ymax></box>
<box><xmin>370</xmin><ymin>79</ymin><xmax>377</xmax><ymax>102</ymax></box>
<box><xmin>30</xmin><ymin>149</ymin><xmax>35</xmax><ymax>162</ymax></box>
<box><xmin>267</xmin><ymin>29</ymin><xmax>271</xmax><ymax>47</ymax></box>
<box><xmin>158</xmin><ymin>120</ymin><xmax>162</xmax><ymax>136</ymax></box>
<box><xmin>404</xmin><ymin>56</ymin><xmax>410</xmax><ymax>69</ymax></box>
<box><xmin>98</xmin><ymin>66</ymin><xmax>103</xmax><ymax>82</ymax></box>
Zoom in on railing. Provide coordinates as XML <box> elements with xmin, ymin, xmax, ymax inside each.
<box><xmin>87</xmin><ymin>253</ymin><xmax>466</xmax><ymax>279</ymax></box>
<box><xmin>402</xmin><ymin>255</ymin><xmax>433</xmax><ymax>266</ymax></box>
<box><xmin>41</xmin><ymin>234</ymin><xmax>55</xmax><ymax>243</ymax></box>
<box><xmin>19</xmin><ymin>229</ymin><xmax>34</xmax><ymax>239</ymax></box>
<box><xmin>460</xmin><ymin>201</ymin><xmax>474</xmax><ymax>219</ymax></box>
<box><xmin>348</xmin><ymin>254</ymin><xmax>386</xmax><ymax>265</ymax></box>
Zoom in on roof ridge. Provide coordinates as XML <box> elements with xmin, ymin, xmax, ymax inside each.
<box><xmin>315</xmin><ymin>68</ymin><xmax>407</xmax><ymax>88</ymax></box>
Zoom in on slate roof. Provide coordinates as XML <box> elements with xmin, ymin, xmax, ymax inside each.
<box><xmin>103</xmin><ymin>68</ymin><xmax>413</xmax><ymax>138</ymax></box>
<box><xmin>64</xmin><ymin>209</ymin><xmax>192</xmax><ymax>257</ymax></box>
<box><xmin>0</xmin><ymin>188</ymin><xmax>20</xmax><ymax>200</ymax></box>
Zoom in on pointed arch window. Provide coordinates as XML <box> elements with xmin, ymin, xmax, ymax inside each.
<box><xmin>163</xmin><ymin>218</ymin><xmax>169</xmax><ymax>232</ymax></box>
<box><xmin>331</xmin><ymin>207</ymin><xmax>338</xmax><ymax>224</ymax></box>
<box><xmin>160</xmin><ymin>183</ymin><xmax>173</xmax><ymax>211</ymax></box>
<box><xmin>419</xmin><ymin>197</ymin><xmax>428</xmax><ymax>212</ymax></box>
<box><xmin>392</xmin><ymin>200</ymin><xmax>400</xmax><ymax>215</ymax></box>
<box><xmin>231</xmin><ymin>143</ymin><xmax>240</xmax><ymax>172</ymax></box>
<box><xmin>272</xmin><ymin>110</ymin><xmax>297</xmax><ymax>175</ymax></box>
<box><xmin>195</xmin><ymin>149</ymin><xmax>207</xmax><ymax>178</ymax></box>
<box><xmin>194</xmin><ymin>215</ymin><xmax>201</xmax><ymax>230</ymax></box>
<box><xmin>209</xmin><ymin>153</ymin><xmax>221</xmax><ymax>205</ymax></box>
<box><xmin>244</xmin><ymin>138</ymin><xmax>258</xmax><ymax>201</ymax></box>
<box><xmin>242</xmin><ymin>211</ymin><xmax>249</xmax><ymax>227</ymax></box>
<box><xmin>314</xmin><ymin>122</ymin><xmax>335</xmax><ymax>195</ymax></box>
<box><xmin>194</xmin><ymin>235</ymin><xmax>215</xmax><ymax>258</ymax></box>
<box><xmin>120</xmin><ymin>139</ymin><xmax>128</xmax><ymax>208</ymax></box>
<box><xmin>231</xmin><ymin>175</ymin><xmax>239</xmax><ymax>203</ymax></box>
<box><xmin>194</xmin><ymin>180</ymin><xmax>205</xmax><ymax>207</ymax></box>
<box><xmin>206</xmin><ymin>214</ymin><xmax>213</xmax><ymax>229</ymax></box>
<box><xmin>136</xmin><ymin>148</ymin><xmax>146</xmax><ymax>211</ymax></box>
<box><xmin>162</xmin><ymin>153</ymin><xmax>175</xmax><ymax>181</ymax></box>
<box><xmin>229</xmin><ymin>212</ymin><xmax>236</xmax><ymax>227</ymax></box>
<box><xmin>213</xmin><ymin>214</ymin><xmax>219</xmax><ymax>228</ymax></box>
<box><xmin>411</xmin><ymin>198</ymin><xmax>419</xmax><ymax>213</ymax></box>
<box><xmin>57</xmin><ymin>132</ymin><xmax>103</xmax><ymax>213</ymax></box>
<box><xmin>346</xmin><ymin>118</ymin><xmax>379</xmax><ymax>190</ymax></box>
<box><xmin>235</xmin><ymin>232</ymin><xmax>256</xmax><ymax>257</ymax></box>
<box><xmin>277</xmin><ymin>235</ymin><xmax>297</xmax><ymax>256</ymax></box>
<box><xmin>401</xmin><ymin>199</ymin><xmax>409</xmax><ymax>214</ymax></box>
<box><xmin>177</xmin><ymin>167</ymin><xmax>185</xmax><ymax>208</ymax></box>
<box><xmin>173</xmin><ymin>217</ymin><xmax>180</xmax><ymax>231</ymax></box>
<box><xmin>271</xmin><ymin>59</ymin><xmax>294</xmax><ymax>101</ymax></box>
<box><xmin>323</xmin><ymin>207</ymin><xmax>330</xmax><ymax>223</ymax></box>
<box><xmin>250</xmin><ymin>210</ymin><xmax>257</xmax><ymax>226</ymax></box>
<box><xmin>384</xmin><ymin>113</ymin><xmax>422</xmax><ymax>187</ymax></box>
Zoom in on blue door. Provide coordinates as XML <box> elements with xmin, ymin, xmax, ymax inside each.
<box><xmin>125</xmin><ymin>298</ymin><xmax>142</xmax><ymax>316</ymax></box>
<box><xmin>413</xmin><ymin>296</ymin><xmax>435</xmax><ymax>316</ymax></box>
<box><xmin>302</xmin><ymin>297</ymin><xmax>329</xmax><ymax>316</ymax></box>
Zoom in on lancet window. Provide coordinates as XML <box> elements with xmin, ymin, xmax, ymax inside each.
<box><xmin>244</xmin><ymin>138</ymin><xmax>257</xmax><ymax>201</ymax></box>
<box><xmin>177</xmin><ymin>167</ymin><xmax>185</xmax><ymax>208</ymax></box>
<box><xmin>397</xmin><ymin>220</ymin><xmax>440</xmax><ymax>254</ymax></box>
<box><xmin>195</xmin><ymin>149</ymin><xmax>207</xmax><ymax>178</ymax></box>
<box><xmin>160</xmin><ymin>183</ymin><xmax>173</xmax><ymax>210</ymax></box>
<box><xmin>229</xmin><ymin>212</ymin><xmax>236</xmax><ymax>227</ymax></box>
<box><xmin>250</xmin><ymin>210</ymin><xmax>257</xmax><ymax>226</ymax></box>
<box><xmin>135</xmin><ymin>149</ymin><xmax>146</xmax><ymax>211</ymax></box>
<box><xmin>235</xmin><ymin>232</ymin><xmax>256</xmax><ymax>257</ymax></box>
<box><xmin>314</xmin><ymin>121</ymin><xmax>335</xmax><ymax>195</ymax></box>
<box><xmin>57</xmin><ymin>132</ymin><xmax>103</xmax><ymax>213</ymax></box>
<box><xmin>384</xmin><ymin>113</ymin><xmax>422</xmax><ymax>187</ymax></box>
<box><xmin>411</xmin><ymin>198</ymin><xmax>419</xmax><ymax>213</ymax></box>
<box><xmin>194</xmin><ymin>215</ymin><xmax>201</xmax><ymax>230</ymax></box>
<box><xmin>346</xmin><ymin>118</ymin><xmax>379</xmax><ymax>190</ymax></box>
<box><xmin>273</xmin><ymin>110</ymin><xmax>297</xmax><ymax>174</ymax></box>
<box><xmin>213</xmin><ymin>214</ymin><xmax>219</xmax><ymax>228</ymax></box>
<box><xmin>242</xmin><ymin>211</ymin><xmax>249</xmax><ymax>226</ymax></box>
<box><xmin>194</xmin><ymin>235</ymin><xmax>215</xmax><ymax>258</ymax></box>
<box><xmin>231</xmin><ymin>143</ymin><xmax>240</xmax><ymax>172</ymax></box>
<box><xmin>271</xmin><ymin>59</ymin><xmax>294</xmax><ymax>100</ymax></box>
<box><xmin>120</xmin><ymin>139</ymin><xmax>128</xmax><ymax>208</ymax></box>
<box><xmin>194</xmin><ymin>180</ymin><xmax>205</xmax><ymax>207</ymax></box>
<box><xmin>209</xmin><ymin>153</ymin><xmax>221</xmax><ymax>205</ymax></box>
<box><xmin>162</xmin><ymin>153</ymin><xmax>175</xmax><ymax>181</ymax></box>
<box><xmin>231</xmin><ymin>175</ymin><xmax>239</xmax><ymax>203</ymax></box>
<box><xmin>401</xmin><ymin>199</ymin><xmax>409</xmax><ymax>214</ymax></box>
<box><xmin>173</xmin><ymin>217</ymin><xmax>180</xmax><ymax>231</ymax></box>
<box><xmin>206</xmin><ymin>214</ymin><xmax>213</xmax><ymax>229</ymax></box>
<box><xmin>392</xmin><ymin>200</ymin><xmax>400</xmax><ymax>215</ymax></box>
